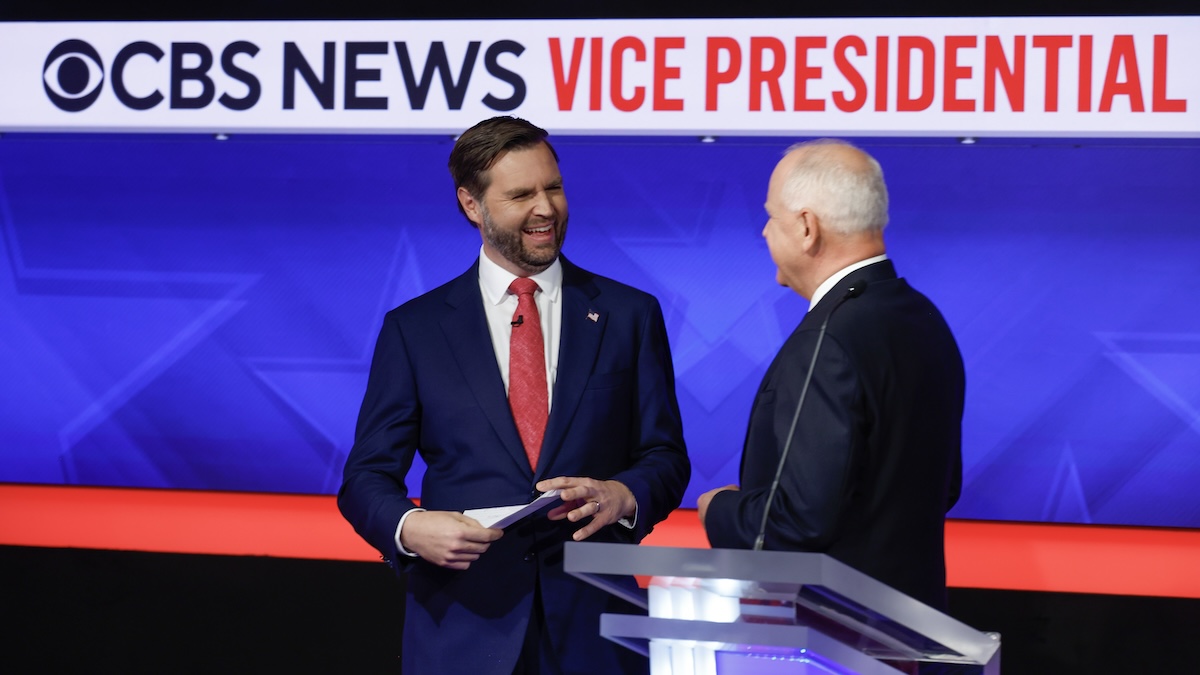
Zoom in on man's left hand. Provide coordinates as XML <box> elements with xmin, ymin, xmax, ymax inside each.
<box><xmin>536</xmin><ymin>476</ymin><xmax>635</xmax><ymax>541</ymax></box>
<box><xmin>697</xmin><ymin>484</ymin><xmax>739</xmax><ymax>527</ymax></box>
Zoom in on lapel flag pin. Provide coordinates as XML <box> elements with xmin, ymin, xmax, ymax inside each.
<box><xmin>587</xmin><ymin>311</ymin><xmax>599</xmax><ymax>323</ymax></box>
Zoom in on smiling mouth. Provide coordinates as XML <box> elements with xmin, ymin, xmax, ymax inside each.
<box><xmin>523</xmin><ymin>223</ymin><xmax>554</xmax><ymax>236</ymax></box>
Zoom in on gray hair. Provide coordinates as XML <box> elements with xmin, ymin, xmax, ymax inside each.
<box><xmin>780</xmin><ymin>139</ymin><xmax>889</xmax><ymax>235</ymax></box>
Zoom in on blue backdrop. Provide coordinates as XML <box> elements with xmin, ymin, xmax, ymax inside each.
<box><xmin>2</xmin><ymin>132</ymin><xmax>1198</xmax><ymax>528</ymax></box>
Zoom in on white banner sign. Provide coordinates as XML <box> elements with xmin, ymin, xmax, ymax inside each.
<box><xmin>4</xmin><ymin>17</ymin><xmax>1197</xmax><ymax>136</ymax></box>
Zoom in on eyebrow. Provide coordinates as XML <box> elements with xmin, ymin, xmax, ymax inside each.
<box><xmin>502</xmin><ymin>186</ymin><xmax>534</xmax><ymax>199</ymax></box>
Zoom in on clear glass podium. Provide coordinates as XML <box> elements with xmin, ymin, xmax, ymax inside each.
<box><xmin>565</xmin><ymin>542</ymin><xmax>1000</xmax><ymax>675</ymax></box>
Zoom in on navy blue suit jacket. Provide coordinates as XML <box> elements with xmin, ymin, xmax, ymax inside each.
<box><xmin>339</xmin><ymin>256</ymin><xmax>689</xmax><ymax>674</ymax></box>
<box><xmin>704</xmin><ymin>260</ymin><xmax>964</xmax><ymax>610</ymax></box>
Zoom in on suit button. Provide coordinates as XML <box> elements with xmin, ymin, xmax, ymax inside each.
<box><xmin>530</xmin><ymin>490</ymin><xmax>540</xmax><ymax>500</ymax></box>
<box><xmin>523</xmin><ymin>552</ymin><xmax>535</xmax><ymax>562</ymax></box>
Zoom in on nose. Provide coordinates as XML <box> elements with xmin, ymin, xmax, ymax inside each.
<box><xmin>531</xmin><ymin>189</ymin><xmax>554</xmax><ymax>217</ymax></box>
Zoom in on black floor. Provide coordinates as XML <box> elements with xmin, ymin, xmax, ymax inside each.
<box><xmin>948</xmin><ymin>586</ymin><xmax>1200</xmax><ymax>674</ymax></box>
<box><xmin>2</xmin><ymin>545</ymin><xmax>1196</xmax><ymax>673</ymax></box>
<box><xmin>0</xmin><ymin>545</ymin><xmax>405</xmax><ymax>673</ymax></box>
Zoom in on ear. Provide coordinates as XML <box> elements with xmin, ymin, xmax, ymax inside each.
<box><xmin>797</xmin><ymin>208</ymin><xmax>821</xmax><ymax>252</ymax></box>
<box><xmin>458</xmin><ymin>186</ymin><xmax>484</xmax><ymax>227</ymax></box>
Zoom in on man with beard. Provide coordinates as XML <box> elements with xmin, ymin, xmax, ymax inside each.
<box><xmin>339</xmin><ymin>116</ymin><xmax>690</xmax><ymax>675</ymax></box>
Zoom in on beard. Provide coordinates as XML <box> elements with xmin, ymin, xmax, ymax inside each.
<box><xmin>479</xmin><ymin>204</ymin><xmax>567</xmax><ymax>275</ymax></box>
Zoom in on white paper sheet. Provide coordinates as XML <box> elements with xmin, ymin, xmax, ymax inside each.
<box><xmin>463</xmin><ymin>489</ymin><xmax>563</xmax><ymax>529</ymax></box>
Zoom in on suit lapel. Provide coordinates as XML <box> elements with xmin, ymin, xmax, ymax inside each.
<box><xmin>539</xmin><ymin>260</ymin><xmax>603</xmax><ymax>479</ymax></box>
<box><xmin>439</xmin><ymin>261</ymin><xmax>531</xmax><ymax>474</ymax></box>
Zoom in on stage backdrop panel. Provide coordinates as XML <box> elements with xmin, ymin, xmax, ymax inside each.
<box><xmin>1</xmin><ymin>133</ymin><xmax>1198</xmax><ymax>527</ymax></box>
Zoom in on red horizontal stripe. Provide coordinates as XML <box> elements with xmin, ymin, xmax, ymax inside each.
<box><xmin>3</xmin><ymin>484</ymin><xmax>1198</xmax><ymax>598</ymax></box>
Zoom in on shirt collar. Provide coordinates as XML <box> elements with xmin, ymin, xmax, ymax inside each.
<box><xmin>478</xmin><ymin>246</ymin><xmax>563</xmax><ymax>306</ymax></box>
<box><xmin>808</xmin><ymin>253</ymin><xmax>888</xmax><ymax>312</ymax></box>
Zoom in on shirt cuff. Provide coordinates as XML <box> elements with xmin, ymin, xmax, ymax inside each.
<box><xmin>394</xmin><ymin>508</ymin><xmax>426</xmax><ymax>558</ymax></box>
<box><xmin>618</xmin><ymin>504</ymin><xmax>638</xmax><ymax>529</ymax></box>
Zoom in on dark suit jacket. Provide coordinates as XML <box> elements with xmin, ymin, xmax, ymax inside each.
<box><xmin>339</xmin><ymin>256</ymin><xmax>689</xmax><ymax>674</ymax></box>
<box><xmin>704</xmin><ymin>260</ymin><xmax>964</xmax><ymax>610</ymax></box>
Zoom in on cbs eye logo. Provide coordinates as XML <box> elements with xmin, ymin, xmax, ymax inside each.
<box><xmin>43</xmin><ymin>39</ymin><xmax>105</xmax><ymax>112</ymax></box>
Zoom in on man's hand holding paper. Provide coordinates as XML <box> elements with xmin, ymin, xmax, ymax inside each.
<box><xmin>399</xmin><ymin>511</ymin><xmax>503</xmax><ymax>571</ymax></box>
<box><xmin>536</xmin><ymin>476</ymin><xmax>637</xmax><ymax>541</ymax></box>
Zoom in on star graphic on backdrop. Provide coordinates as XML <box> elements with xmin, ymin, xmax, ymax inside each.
<box><xmin>245</xmin><ymin>231</ymin><xmax>429</xmax><ymax>493</ymax></box>
<box><xmin>614</xmin><ymin>177</ymin><xmax>791</xmax><ymax>373</ymax></box>
<box><xmin>1097</xmin><ymin>332</ymin><xmax>1200</xmax><ymax>437</ymax></box>
<box><xmin>1042</xmin><ymin>443</ymin><xmax>1093</xmax><ymax>523</ymax></box>
<box><xmin>956</xmin><ymin>331</ymin><xmax>1200</xmax><ymax>526</ymax></box>
<box><xmin>605</xmin><ymin>176</ymin><xmax>802</xmax><ymax>486</ymax></box>
<box><xmin>0</xmin><ymin>176</ymin><xmax>256</xmax><ymax>484</ymax></box>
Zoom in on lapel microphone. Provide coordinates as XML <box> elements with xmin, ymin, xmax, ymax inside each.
<box><xmin>753</xmin><ymin>280</ymin><xmax>869</xmax><ymax>551</ymax></box>
<box><xmin>511</xmin><ymin>315</ymin><xmax>524</xmax><ymax>327</ymax></box>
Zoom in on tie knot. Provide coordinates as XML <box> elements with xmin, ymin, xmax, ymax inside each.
<box><xmin>508</xmin><ymin>277</ymin><xmax>539</xmax><ymax>297</ymax></box>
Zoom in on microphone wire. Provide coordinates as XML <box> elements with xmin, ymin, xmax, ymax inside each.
<box><xmin>753</xmin><ymin>281</ymin><xmax>866</xmax><ymax>551</ymax></box>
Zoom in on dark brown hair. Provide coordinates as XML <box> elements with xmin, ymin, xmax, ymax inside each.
<box><xmin>447</xmin><ymin>116</ymin><xmax>559</xmax><ymax>225</ymax></box>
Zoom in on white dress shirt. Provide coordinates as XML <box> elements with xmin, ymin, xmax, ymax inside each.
<box><xmin>808</xmin><ymin>254</ymin><xmax>889</xmax><ymax>312</ymax></box>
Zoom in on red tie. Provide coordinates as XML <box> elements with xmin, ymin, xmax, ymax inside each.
<box><xmin>508</xmin><ymin>277</ymin><xmax>548</xmax><ymax>470</ymax></box>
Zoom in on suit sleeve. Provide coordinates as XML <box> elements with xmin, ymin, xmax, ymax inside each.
<box><xmin>705</xmin><ymin>334</ymin><xmax>862</xmax><ymax>550</ymax></box>
<box><xmin>609</xmin><ymin>298</ymin><xmax>691</xmax><ymax>541</ymax></box>
<box><xmin>337</xmin><ymin>311</ymin><xmax>422</xmax><ymax>566</ymax></box>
